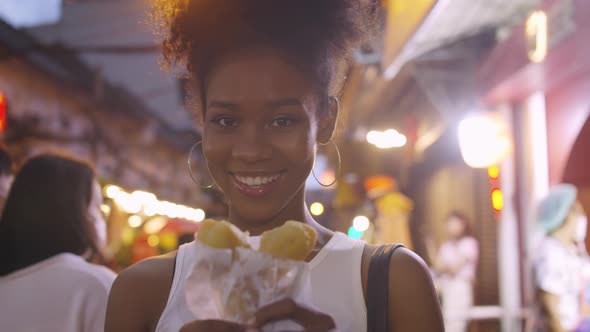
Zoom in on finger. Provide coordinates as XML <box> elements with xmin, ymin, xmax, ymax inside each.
<box><xmin>179</xmin><ymin>319</ymin><xmax>247</xmax><ymax>332</ymax></box>
<box><xmin>254</xmin><ymin>299</ymin><xmax>335</xmax><ymax>331</ymax></box>
<box><xmin>253</xmin><ymin>298</ymin><xmax>298</xmax><ymax>327</ymax></box>
<box><xmin>301</xmin><ymin>315</ymin><xmax>336</xmax><ymax>332</ymax></box>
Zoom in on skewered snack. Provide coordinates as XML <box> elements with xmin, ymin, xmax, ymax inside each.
<box><xmin>196</xmin><ymin>219</ymin><xmax>251</xmax><ymax>250</ymax></box>
<box><xmin>259</xmin><ymin>220</ymin><xmax>317</xmax><ymax>261</ymax></box>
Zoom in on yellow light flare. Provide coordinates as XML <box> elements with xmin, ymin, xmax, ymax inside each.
<box><xmin>310</xmin><ymin>202</ymin><xmax>325</xmax><ymax>216</ymax></box>
<box><xmin>526</xmin><ymin>11</ymin><xmax>548</xmax><ymax>63</ymax></box>
<box><xmin>488</xmin><ymin>166</ymin><xmax>500</xmax><ymax>179</ymax></box>
<box><xmin>147</xmin><ymin>235</ymin><xmax>160</xmax><ymax>247</ymax></box>
<box><xmin>491</xmin><ymin>189</ymin><xmax>504</xmax><ymax>212</ymax></box>
<box><xmin>128</xmin><ymin>215</ymin><xmax>143</xmax><ymax>228</ymax></box>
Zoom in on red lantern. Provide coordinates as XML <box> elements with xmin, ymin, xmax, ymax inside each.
<box><xmin>0</xmin><ymin>92</ymin><xmax>6</xmax><ymax>133</ymax></box>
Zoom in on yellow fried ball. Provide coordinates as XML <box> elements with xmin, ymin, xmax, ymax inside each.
<box><xmin>259</xmin><ymin>221</ymin><xmax>317</xmax><ymax>261</ymax></box>
<box><xmin>196</xmin><ymin>219</ymin><xmax>250</xmax><ymax>250</ymax></box>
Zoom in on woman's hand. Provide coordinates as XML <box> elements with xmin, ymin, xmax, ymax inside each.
<box><xmin>252</xmin><ymin>299</ymin><xmax>335</xmax><ymax>332</ymax></box>
<box><xmin>179</xmin><ymin>319</ymin><xmax>247</xmax><ymax>332</ymax></box>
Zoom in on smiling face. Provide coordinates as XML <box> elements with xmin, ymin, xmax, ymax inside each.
<box><xmin>201</xmin><ymin>48</ymin><xmax>336</xmax><ymax>231</ymax></box>
<box><xmin>447</xmin><ymin>215</ymin><xmax>466</xmax><ymax>240</ymax></box>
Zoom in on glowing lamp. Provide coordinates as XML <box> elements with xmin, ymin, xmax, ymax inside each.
<box><xmin>128</xmin><ymin>215</ymin><xmax>143</xmax><ymax>228</ymax></box>
<box><xmin>105</xmin><ymin>185</ymin><xmax>122</xmax><ymax>199</ymax></box>
<box><xmin>458</xmin><ymin>114</ymin><xmax>510</xmax><ymax>168</ymax></box>
<box><xmin>99</xmin><ymin>204</ymin><xmax>111</xmax><ymax>216</ymax></box>
<box><xmin>491</xmin><ymin>189</ymin><xmax>504</xmax><ymax>212</ymax></box>
<box><xmin>147</xmin><ymin>235</ymin><xmax>160</xmax><ymax>247</ymax></box>
<box><xmin>488</xmin><ymin>166</ymin><xmax>500</xmax><ymax>179</ymax></box>
<box><xmin>310</xmin><ymin>202</ymin><xmax>325</xmax><ymax>216</ymax></box>
<box><xmin>366</xmin><ymin>129</ymin><xmax>407</xmax><ymax>149</ymax></box>
<box><xmin>526</xmin><ymin>11</ymin><xmax>548</xmax><ymax>63</ymax></box>
<box><xmin>191</xmin><ymin>208</ymin><xmax>206</xmax><ymax>222</ymax></box>
<box><xmin>144</xmin><ymin>217</ymin><xmax>167</xmax><ymax>234</ymax></box>
<box><xmin>353</xmin><ymin>215</ymin><xmax>370</xmax><ymax>232</ymax></box>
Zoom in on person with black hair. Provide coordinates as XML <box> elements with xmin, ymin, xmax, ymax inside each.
<box><xmin>106</xmin><ymin>1</ymin><xmax>443</xmax><ymax>331</ymax></box>
<box><xmin>0</xmin><ymin>154</ymin><xmax>115</xmax><ymax>332</ymax></box>
<box><xmin>0</xmin><ymin>145</ymin><xmax>13</xmax><ymax>213</ymax></box>
<box><xmin>429</xmin><ymin>211</ymin><xmax>479</xmax><ymax>332</ymax></box>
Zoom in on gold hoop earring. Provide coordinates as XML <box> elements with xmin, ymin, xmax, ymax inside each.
<box><xmin>188</xmin><ymin>141</ymin><xmax>216</xmax><ymax>189</ymax></box>
<box><xmin>311</xmin><ymin>139</ymin><xmax>341</xmax><ymax>187</ymax></box>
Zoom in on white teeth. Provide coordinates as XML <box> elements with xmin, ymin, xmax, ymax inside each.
<box><xmin>235</xmin><ymin>174</ymin><xmax>280</xmax><ymax>186</ymax></box>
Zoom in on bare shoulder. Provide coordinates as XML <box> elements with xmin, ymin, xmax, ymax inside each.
<box><xmin>116</xmin><ymin>252</ymin><xmax>176</xmax><ymax>287</ymax></box>
<box><xmin>389</xmin><ymin>247</ymin><xmax>430</xmax><ymax>278</ymax></box>
<box><xmin>360</xmin><ymin>244</ymin><xmax>443</xmax><ymax>331</ymax></box>
<box><xmin>105</xmin><ymin>252</ymin><xmax>176</xmax><ymax>332</ymax></box>
<box><xmin>387</xmin><ymin>247</ymin><xmax>444</xmax><ymax>332</ymax></box>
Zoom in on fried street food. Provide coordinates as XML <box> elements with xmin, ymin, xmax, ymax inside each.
<box><xmin>196</xmin><ymin>219</ymin><xmax>250</xmax><ymax>250</ymax></box>
<box><xmin>259</xmin><ymin>220</ymin><xmax>317</xmax><ymax>261</ymax></box>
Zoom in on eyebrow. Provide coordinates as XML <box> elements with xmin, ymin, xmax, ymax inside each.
<box><xmin>207</xmin><ymin>101</ymin><xmax>239</xmax><ymax>110</ymax></box>
<box><xmin>208</xmin><ymin>98</ymin><xmax>305</xmax><ymax>110</ymax></box>
<box><xmin>269</xmin><ymin>98</ymin><xmax>304</xmax><ymax>109</ymax></box>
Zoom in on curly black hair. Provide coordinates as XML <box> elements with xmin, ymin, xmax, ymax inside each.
<box><xmin>152</xmin><ymin>0</ymin><xmax>378</xmax><ymax>112</ymax></box>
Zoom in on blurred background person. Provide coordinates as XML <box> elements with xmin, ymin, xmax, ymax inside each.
<box><xmin>534</xmin><ymin>184</ymin><xmax>590</xmax><ymax>332</ymax></box>
<box><xmin>428</xmin><ymin>211</ymin><xmax>479</xmax><ymax>332</ymax></box>
<box><xmin>0</xmin><ymin>145</ymin><xmax>14</xmax><ymax>213</ymax></box>
<box><xmin>0</xmin><ymin>154</ymin><xmax>115</xmax><ymax>332</ymax></box>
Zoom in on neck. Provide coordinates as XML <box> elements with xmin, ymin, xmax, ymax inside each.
<box><xmin>228</xmin><ymin>188</ymin><xmax>311</xmax><ymax>232</ymax></box>
<box><xmin>227</xmin><ymin>189</ymin><xmax>333</xmax><ymax>250</ymax></box>
<box><xmin>551</xmin><ymin>228</ymin><xmax>574</xmax><ymax>246</ymax></box>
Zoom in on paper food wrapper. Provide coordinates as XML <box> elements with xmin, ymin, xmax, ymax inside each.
<box><xmin>185</xmin><ymin>241</ymin><xmax>314</xmax><ymax>331</ymax></box>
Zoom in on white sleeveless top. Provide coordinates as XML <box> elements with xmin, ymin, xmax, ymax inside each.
<box><xmin>156</xmin><ymin>232</ymin><xmax>367</xmax><ymax>332</ymax></box>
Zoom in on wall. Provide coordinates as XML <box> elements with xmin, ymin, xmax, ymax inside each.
<box><xmin>545</xmin><ymin>71</ymin><xmax>590</xmax><ymax>185</ymax></box>
<box><xmin>0</xmin><ymin>55</ymin><xmax>206</xmax><ymax>206</ymax></box>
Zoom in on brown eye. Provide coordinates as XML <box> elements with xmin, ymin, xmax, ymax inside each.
<box><xmin>212</xmin><ymin>117</ymin><xmax>238</xmax><ymax>128</ymax></box>
<box><xmin>270</xmin><ymin>117</ymin><xmax>295</xmax><ymax>128</ymax></box>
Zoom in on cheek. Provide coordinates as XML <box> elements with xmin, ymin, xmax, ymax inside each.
<box><xmin>202</xmin><ymin>135</ymin><xmax>231</xmax><ymax>176</ymax></box>
<box><xmin>273</xmin><ymin>126</ymin><xmax>317</xmax><ymax>169</ymax></box>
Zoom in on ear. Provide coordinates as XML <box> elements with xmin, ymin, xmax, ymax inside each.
<box><xmin>317</xmin><ymin>96</ymin><xmax>339</xmax><ymax>144</ymax></box>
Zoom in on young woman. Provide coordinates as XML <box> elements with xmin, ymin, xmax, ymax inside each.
<box><xmin>0</xmin><ymin>154</ymin><xmax>115</xmax><ymax>332</ymax></box>
<box><xmin>429</xmin><ymin>211</ymin><xmax>479</xmax><ymax>332</ymax></box>
<box><xmin>106</xmin><ymin>1</ymin><xmax>443</xmax><ymax>331</ymax></box>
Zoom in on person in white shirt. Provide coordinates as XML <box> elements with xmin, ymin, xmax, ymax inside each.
<box><xmin>0</xmin><ymin>154</ymin><xmax>116</xmax><ymax>332</ymax></box>
<box><xmin>105</xmin><ymin>1</ymin><xmax>445</xmax><ymax>331</ymax></box>
<box><xmin>534</xmin><ymin>184</ymin><xmax>590</xmax><ymax>332</ymax></box>
<box><xmin>429</xmin><ymin>211</ymin><xmax>479</xmax><ymax>332</ymax></box>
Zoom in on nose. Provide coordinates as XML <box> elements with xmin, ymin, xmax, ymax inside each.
<box><xmin>232</xmin><ymin>125</ymin><xmax>272</xmax><ymax>163</ymax></box>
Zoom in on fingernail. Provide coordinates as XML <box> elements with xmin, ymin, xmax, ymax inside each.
<box><xmin>246</xmin><ymin>318</ymin><xmax>256</xmax><ymax>326</ymax></box>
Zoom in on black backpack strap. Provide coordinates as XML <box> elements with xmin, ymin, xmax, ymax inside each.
<box><xmin>367</xmin><ymin>244</ymin><xmax>405</xmax><ymax>332</ymax></box>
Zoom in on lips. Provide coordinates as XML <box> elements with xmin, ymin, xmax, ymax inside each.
<box><xmin>231</xmin><ymin>172</ymin><xmax>284</xmax><ymax>197</ymax></box>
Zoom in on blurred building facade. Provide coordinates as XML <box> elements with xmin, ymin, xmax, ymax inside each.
<box><xmin>0</xmin><ymin>20</ymin><xmax>206</xmax><ymax>206</ymax></box>
<box><xmin>479</xmin><ymin>0</ymin><xmax>590</xmax><ymax>329</ymax></box>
